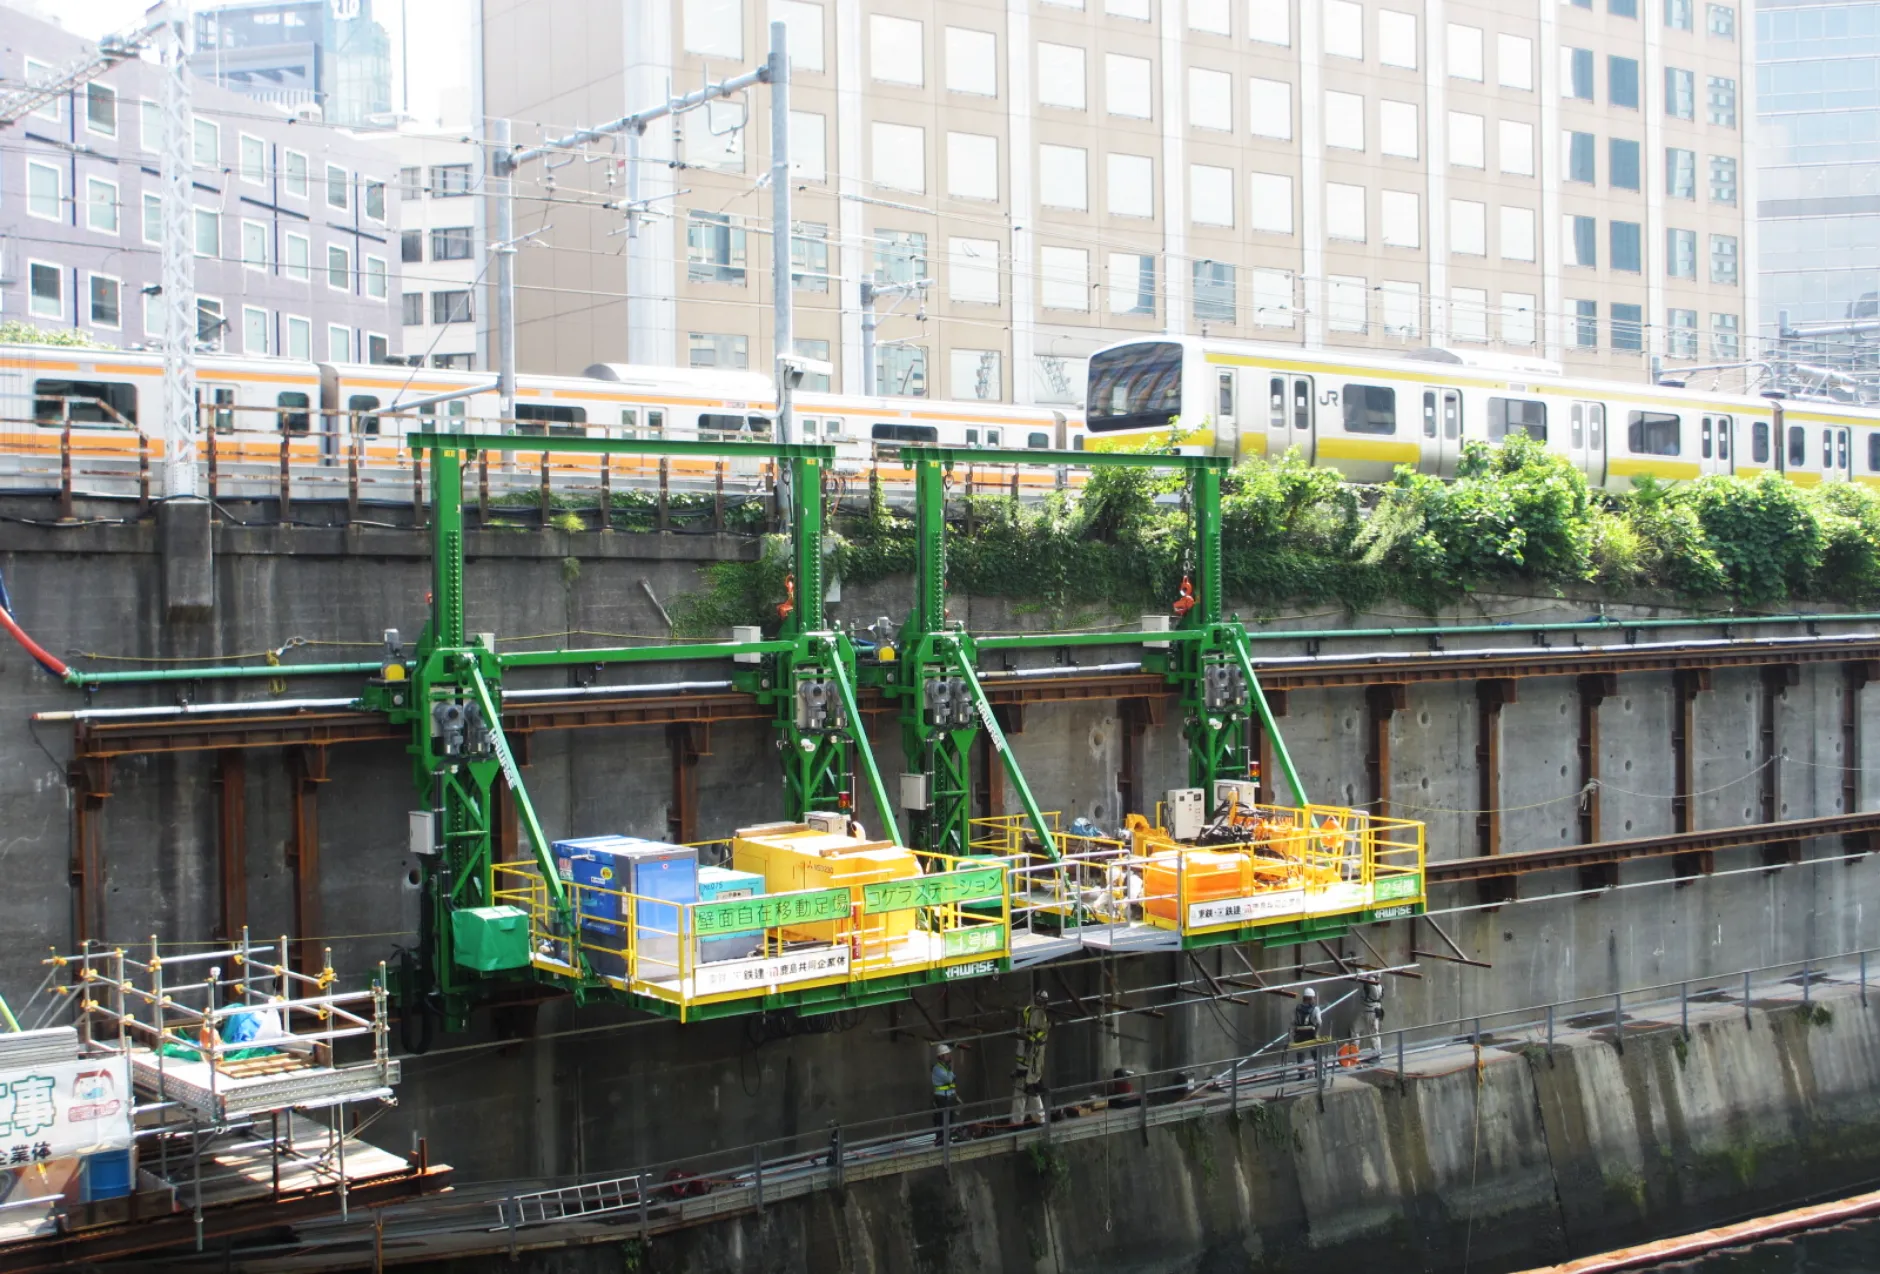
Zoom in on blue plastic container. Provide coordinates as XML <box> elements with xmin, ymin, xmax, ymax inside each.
<box><xmin>80</xmin><ymin>1148</ymin><xmax>133</xmax><ymax>1201</ymax></box>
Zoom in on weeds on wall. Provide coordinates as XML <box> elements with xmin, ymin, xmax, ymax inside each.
<box><xmin>671</xmin><ymin>435</ymin><xmax>1880</xmax><ymax>633</ymax></box>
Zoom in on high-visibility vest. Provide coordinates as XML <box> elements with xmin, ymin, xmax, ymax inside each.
<box><xmin>931</xmin><ymin>1062</ymin><xmax>957</xmax><ymax>1098</ymax></box>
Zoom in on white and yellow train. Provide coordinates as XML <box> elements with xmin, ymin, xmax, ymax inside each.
<box><xmin>0</xmin><ymin>346</ymin><xmax>1082</xmax><ymax>486</ymax></box>
<box><xmin>1085</xmin><ymin>336</ymin><xmax>1880</xmax><ymax>488</ymax></box>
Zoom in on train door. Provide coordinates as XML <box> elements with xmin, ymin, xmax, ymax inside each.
<box><xmin>1266</xmin><ymin>374</ymin><xmax>1314</xmax><ymax>462</ymax></box>
<box><xmin>1823</xmin><ymin>423</ymin><xmax>1852</xmax><ymax>484</ymax></box>
<box><xmin>1747</xmin><ymin>418</ymin><xmax>1773</xmax><ymax>474</ymax></box>
<box><xmin>1698</xmin><ymin>414</ymin><xmax>1735</xmax><ymax>477</ymax></box>
<box><xmin>1779</xmin><ymin>420</ymin><xmax>1814</xmax><ymax>481</ymax></box>
<box><xmin>1569</xmin><ymin>401</ymin><xmax>1607</xmax><ymax>485</ymax></box>
<box><xmin>1214</xmin><ymin>368</ymin><xmax>1239</xmax><ymax>458</ymax></box>
<box><xmin>1418</xmin><ymin>387</ymin><xmax>1464</xmax><ymax>476</ymax></box>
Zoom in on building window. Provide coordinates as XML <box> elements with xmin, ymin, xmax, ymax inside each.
<box><xmin>1250</xmin><ymin>0</ymin><xmax>1290</xmax><ymax>44</ymax></box>
<box><xmin>1574</xmin><ymin>300</ymin><xmax>1598</xmax><ymax>348</ymax></box>
<box><xmin>873</xmin><ymin>230</ymin><xmax>928</xmax><ymax>284</ymax></box>
<box><xmin>401</xmin><ymin>231</ymin><xmax>423</xmax><ymax>263</ymax></box>
<box><xmin>1250</xmin><ymin>172</ymin><xmax>1294</xmax><ymax>234</ymax></box>
<box><xmin>398</xmin><ymin>166</ymin><xmax>423</xmax><ymax>198</ymax></box>
<box><xmin>142</xmin><ymin>193</ymin><xmax>161</xmax><ymax>245</ymax></box>
<box><xmin>1253</xmin><ymin>268</ymin><xmax>1294</xmax><ymax>327</ymax></box>
<box><xmin>1708</xmin><ymin>4</ymin><xmax>1734</xmax><ymax>37</ymax></box>
<box><xmin>1666</xmin><ymin>67</ymin><xmax>1694</xmax><ymax>119</ymax></box>
<box><xmin>22</xmin><ymin>59</ymin><xmax>57</xmax><ymax>122</ymax></box>
<box><xmin>1041</xmin><ymin>145</ymin><xmax>1089</xmax><ymax>211</ymax></box>
<box><xmin>1106</xmin><ymin>54</ymin><xmax>1153</xmax><ymax>118</ymax></box>
<box><xmin>326</xmin><ymin>164</ymin><xmax>349</xmax><ymax>210</ymax></box>
<box><xmin>1191</xmin><ymin>0</ymin><xmax>1231</xmax><ymax>34</ymax></box>
<box><xmin>1248</xmin><ymin>77</ymin><xmax>1291</xmax><ymax>139</ymax></box>
<box><xmin>194</xmin><ymin>208</ymin><xmax>219</xmax><ymax>258</ymax></box>
<box><xmin>1566</xmin><ymin>215</ymin><xmax>1597</xmax><ymax>267</ymax></box>
<box><xmin>1449</xmin><ymin>24</ymin><xmax>1486</xmax><ymax>80</ymax></box>
<box><xmin>1667</xmin><ymin>148</ymin><xmax>1696</xmax><ymax>198</ymax></box>
<box><xmin>1712</xmin><ymin>313</ymin><xmax>1739</xmax><ymax>359</ymax></box>
<box><xmin>1710</xmin><ymin>234</ymin><xmax>1738</xmax><ymax>284</ymax></box>
<box><xmin>1193</xmin><ymin>260</ymin><xmax>1235</xmax><ymax>323</ymax></box>
<box><xmin>1379</xmin><ymin>10</ymin><xmax>1417</xmax><ymax>68</ymax></box>
<box><xmin>241</xmin><ymin>219</ymin><xmax>267</xmax><ymax>270</ymax></box>
<box><xmin>1382</xmin><ymin>190</ymin><xmax>1420</xmax><ymax>248</ymax></box>
<box><xmin>1610</xmin><ymin>138</ymin><xmax>1641</xmax><ymax>190</ymax></box>
<box><xmin>367</xmin><ymin>334</ymin><xmax>388</xmax><ymax>364</ymax></box>
<box><xmin>365</xmin><ymin>181</ymin><xmax>386</xmax><ymax>221</ymax></box>
<box><xmin>1564</xmin><ymin>47</ymin><xmax>1594</xmax><ymax>99</ymax></box>
<box><xmin>285</xmin><ymin>233</ymin><xmax>310</xmax><ymax>282</ymax></box>
<box><xmin>327</xmin><ymin>324</ymin><xmax>351</xmax><ymax>362</ymax></box>
<box><xmin>1611</xmin><ymin>303</ymin><xmax>1644</xmax><ymax>350</ymax></box>
<box><xmin>284</xmin><ymin>150</ymin><xmax>309</xmax><ymax>198</ymax></box>
<box><xmin>684</xmin><ymin>0</ymin><xmax>743</xmax><ymax>58</ymax></box>
<box><xmin>28</xmin><ymin>262</ymin><xmax>61</xmax><ymax>319</ymax></box>
<box><xmin>1668</xmin><ymin>308</ymin><xmax>1698</xmax><ymax>357</ymax></box>
<box><xmin>243</xmin><ymin>305</ymin><xmax>269</xmax><ymax>355</ymax></box>
<box><xmin>1611</xmin><ymin>221</ymin><xmax>1642</xmax><ymax>272</ymax></box>
<box><xmin>687</xmin><ymin>211</ymin><xmax>747</xmax><ymax>284</ymax></box>
<box><xmin>364</xmin><ymin>255</ymin><xmax>387</xmax><ymax>300</ymax></box>
<box><xmin>1329</xmin><ymin>276</ymin><xmax>1367</xmax><ymax>332</ymax></box>
<box><xmin>1609</xmin><ymin>56</ymin><xmax>1640</xmax><ymax>107</ymax></box>
<box><xmin>877</xmin><ymin>345</ymin><xmax>928</xmax><ymax>396</ymax></box>
<box><xmin>1498</xmin><ymin>33</ymin><xmax>1533</xmax><ymax>90</ymax></box>
<box><xmin>431</xmin><ymin>164</ymin><xmax>473</xmax><ymax>196</ymax></box>
<box><xmin>945</xmin><ymin>27</ymin><xmax>998</xmax><ymax>96</ymax></box>
<box><xmin>948</xmin><ymin>237</ymin><xmax>1001</xmax><ymax>304</ymax></box>
<box><xmin>1038</xmin><ymin>43</ymin><xmax>1087</xmax><ymax>111</ymax></box>
<box><xmin>402</xmin><ymin>292</ymin><xmax>425</xmax><ymax>326</ymax></box>
<box><xmin>433</xmin><ymin>290</ymin><xmax>473</xmax><ymax>324</ymax></box>
<box><xmin>1108</xmin><ymin>253</ymin><xmax>1156</xmax><ymax>316</ymax></box>
<box><xmin>1325</xmin><ymin>0</ymin><xmax>1364</xmax><ymax>59</ymax></box>
<box><xmin>792</xmin><ymin>223</ymin><xmax>830</xmax><ymax>292</ymax></box>
<box><xmin>85</xmin><ymin>177</ymin><xmax>119</xmax><ymax>234</ymax></box>
<box><xmin>27</xmin><ymin>162</ymin><xmax>60</xmax><ymax>221</ymax></box>
<box><xmin>1189</xmin><ymin>67</ymin><xmax>1232</xmax><ymax>131</ymax></box>
<box><xmin>1501</xmin><ymin>120</ymin><xmax>1535</xmax><ymax>175</ymax></box>
<box><xmin>240</xmin><ymin>134</ymin><xmax>265</xmax><ymax>184</ymax></box>
<box><xmin>430</xmin><ymin>227</ymin><xmax>474</xmax><ymax>261</ymax></box>
<box><xmin>871</xmin><ymin>122</ymin><xmax>926</xmax><ymax>193</ymax></box>
<box><xmin>871</xmin><ymin>14</ymin><xmax>924</xmax><ymax>85</ymax></box>
<box><xmin>88</xmin><ymin>275</ymin><xmax>120</xmax><ymax>329</ymax></box>
<box><xmin>1611</xmin><ymin>0</ymin><xmax>1638</xmax><ymax>17</ymax></box>
<box><xmin>1566</xmin><ymin>132</ymin><xmax>1595</xmax><ymax>184</ymax></box>
<box><xmin>1109</xmin><ymin>153</ymin><xmax>1154</xmax><ymax>217</ymax></box>
<box><xmin>328</xmin><ymin>244</ymin><xmax>351</xmax><ymax>290</ymax></box>
<box><xmin>1666</xmin><ymin>0</ymin><xmax>1693</xmax><ymax>28</ymax></box>
<box><xmin>198</xmin><ymin>299</ymin><xmax>226</xmax><ymax>349</ymax></box>
<box><xmin>86</xmin><ymin>82</ymin><xmax>116</xmax><ymax>136</ymax></box>
<box><xmin>1326</xmin><ymin>91</ymin><xmax>1365</xmax><ymax>151</ymax></box>
<box><xmin>1381</xmin><ymin>100</ymin><xmax>1418</xmax><ymax>157</ymax></box>
<box><xmin>1500</xmin><ymin>206</ymin><xmax>1536</xmax><ymax>260</ymax></box>
<box><xmin>285</xmin><ymin>316</ymin><xmax>311</xmax><ymax>360</ymax></box>
<box><xmin>1450</xmin><ymin>199</ymin><xmax>1486</xmax><ymax>255</ymax></box>
<box><xmin>790</xmin><ymin>110</ymin><xmax>826</xmax><ymax>181</ymax></box>
<box><xmin>193</xmin><ymin>118</ymin><xmax>219</xmax><ymax>167</ymax></box>
<box><xmin>1709</xmin><ymin>155</ymin><xmax>1737</xmax><ymax>204</ymax></box>
<box><xmin>1667</xmin><ymin>228</ymin><xmax>1697</xmax><ymax>278</ymax></box>
<box><xmin>1041</xmin><ymin>245</ymin><xmax>1091</xmax><ymax>311</ymax></box>
<box><xmin>1707</xmin><ymin>76</ymin><xmax>1736</xmax><ymax>126</ymax></box>
<box><xmin>1451</xmin><ymin>288</ymin><xmax>1488</xmax><ymax>342</ymax></box>
<box><xmin>1380</xmin><ymin>280</ymin><xmax>1420</xmax><ymax>336</ymax></box>
<box><xmin>1326</xmin><ymin>182</ymin><xmax>1365</xmax><ymax>241</ymax></box>
<box><xmin>950</xmin><ymin>349</ymin><xmax>1003</xmax><ymax>400</ymax></box>
<box><xmin>1190</xmin><ymin>163</ymin><xmax>1233</xmax><ymax>225</ymax></box>
<box><xmin>1448</xmin><ymin>111</ymin><xmax>1484</xmax><ymax>167</ymax></box>
<box><xmin>1502</xmin><ymin>293</ymin><xmax>1536</xmax><ymax>346</ymax></box>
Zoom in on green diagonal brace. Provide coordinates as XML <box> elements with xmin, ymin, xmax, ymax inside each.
<box><xmin>1226</xmin><ymin>630</ymin><xmax>1308</xmax><ymax>808</ymax></box>
<box><xmin>819</xmin><ymin>640</ymin><xmax>899</xmax><ymax>843</ymax></box>
<box><xmin>465</xmin><ymin>659</ymin><xmax>570</xmax><ymax>913</ymax></box>
<box><xmin>942</xmin><ymin>638</ymin><xmax>1059</xmax><ymax>860</ymax></box>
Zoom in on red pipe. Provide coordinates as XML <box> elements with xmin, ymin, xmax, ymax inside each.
<box><xmin>0</xmin><ymin>602</ymin><xmax>71</xmax><ymax>681</ymax></box>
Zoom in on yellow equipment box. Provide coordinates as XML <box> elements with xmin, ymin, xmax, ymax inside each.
<box><xmin>1143</xmin><ymin>850</ymin><xmax>1252</xmax><ymax>926</ymax></box>
<box><xmin>731</xmin><ymin>824</ymin><xmax>921</xmax><ymax>943</ymax></box>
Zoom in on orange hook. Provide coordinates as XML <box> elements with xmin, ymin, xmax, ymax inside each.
<box><xmin>777</xmin><ymin>573</ymin><xmax>797</xmax><ymax>621</ymax></box>
<box><xmin>1171</xmin><ymin>575</ymin><xmax>1196</xmax><ymax>617</ymax></box>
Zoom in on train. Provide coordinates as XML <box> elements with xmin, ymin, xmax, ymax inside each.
<box><xmin>0</xmin><ymin>345</ymin><xmax>1083</xmax><ymax>484</ymax></box>
<box><xmin>1084</xmin><ymin>335</ymin><xmax>1880</xmax><ymax>488</ymax></box>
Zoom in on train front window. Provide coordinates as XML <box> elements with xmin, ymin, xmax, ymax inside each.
<box><xmin>1085</xmin><ymin>341</ymin><xmax>1183</xmax><ymax>432</ymax></box>
<box><xmin>33</xmin><ymin>378</ymin><xmax>137</xmax><ymax>426</ymax></box>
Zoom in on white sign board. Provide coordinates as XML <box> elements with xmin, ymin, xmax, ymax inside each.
<box><xmin>1186</xmin><ymin>882</ymin><xmax>1371</xmax><ymax>930</ymax></box>
<box><xmin>692</xmin><ymin>945</ymin><xmax>850</xmax><ymax>997</ymax></box>
<box><xmin>0</xmin><ymin>1055</ymin><xmax>132</xmax><ymax>1164</ymax></box>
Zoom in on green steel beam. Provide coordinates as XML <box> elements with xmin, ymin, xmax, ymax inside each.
<box><xmin>65</xmin><ymin>661</ymin><xmax>382</xmax><ymax>688</ymax></box>
<box><xmin>464</xmin><ymin>659</ymin><xmax>569</xmax><ymax>912</ymax></box>
<box><xmin>901</xmin><ymin>446</ymin><xmax>1228</xmax><ymax>470</ymax></box>
<box><xmin>407</xmin><ymin>432</ymin><xmax>835</xmax><ymax>462</ymax></box>
<box><xmin>942</xmin><ymin>637</ymin><xmax>1059</xmax><ymax>860</ymax></box>
<box><xmin>498</xmin><ymin>640</ymin><xmax>793</xmax><ymax>669</ymax></box>
<box><xmin>821</xmin><ymin>641</ymin><xmax>899</xmax><ymax>842</ymax></box>
<box><xmin>978</xmin><ymin>629</ymin><xmax>1204</xmax><ymax>651</ymax></box>
<box><xmin>1227</xmin><ymin>630</ymin><xmax>1307</xmax><ymax>807</ymax></box>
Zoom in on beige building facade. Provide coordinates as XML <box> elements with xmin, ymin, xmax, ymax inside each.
<box><xmin>478</xmin><ymin>0</ymin><xmax>1755</xmax><ymax>402</ymax></box>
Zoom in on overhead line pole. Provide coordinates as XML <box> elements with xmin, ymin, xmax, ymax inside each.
<box><xmin>158</xmin><ymin>4</ymin><xmax>197</xmax><ymax>499</ymax></box>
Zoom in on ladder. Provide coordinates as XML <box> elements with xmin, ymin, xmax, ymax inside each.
<box><xmin>494</xmin><ymin>1174</ymin><xmax>644</xmax><ymax>1229</ymax></box>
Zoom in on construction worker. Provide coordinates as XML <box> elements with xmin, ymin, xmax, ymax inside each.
<box><xmin>1291</xmin><ymin>985</ymin><xmax>1324</xmax><ymax>1082</ymax></box>
<box><xmin>1012</xmin><ymin>990</ymin><xmax>1050</xmax><ymax>1125</ymax></box>
<box><xmin>1357</xmin><ymin>971</ymin><xmax>1385</xmax><ymax>1057</ymax></box>
<box><xmin>931</xmin><ymin>1044</ymin><xmax>959</xmax><ymax>1145</ymax></box>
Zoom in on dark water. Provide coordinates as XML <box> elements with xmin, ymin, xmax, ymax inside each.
<box><xmin>1647</xmin><ymin>1214</ymin><xmax>1880</xmax><ymax>1271</ymax></box>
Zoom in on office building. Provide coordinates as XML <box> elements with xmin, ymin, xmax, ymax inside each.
<box><xmin>191</xmin><ymin>0</ymin><xmax>394</xmax><ymax>130</ymax></box>
<box><xmin>389</xmin><ymin>132</ymin><xmax>485</xmax><ymax>369</ymax></box>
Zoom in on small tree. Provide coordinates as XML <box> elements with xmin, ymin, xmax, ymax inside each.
<box><xmin>0</xmin><ymin>320</ymin><xmax>101</xmax><ymax>349</ymax></box>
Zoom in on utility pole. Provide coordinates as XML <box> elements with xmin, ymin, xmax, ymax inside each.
<box><xmin>491</xmin><ymin>115</ymin><xmax>516</xmax><ymax>422</ymax></box>
<box><xmin>158</xmin><ymin>5</ymin><xmax>197</xmax><ymax>498</ymax></box>
<box><xmin>859</xmin><ymin>278</ymin><xmax>932</xmax><ymax>396</ymax></box>
<box><xmin>769</xmin><ymin>20</ymin><xmax>793</xmax><ymax>445</ymax></box>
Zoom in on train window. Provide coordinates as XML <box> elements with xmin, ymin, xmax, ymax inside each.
<box><xmin>1342</xmin><ymin>385</ymin><xmax>1395</xmax><ymax>435</ymax></box>
<box><xmin>700</xmin><ymin>412</ymin><xmax>753</xmax><ymax>435</ymax></box>
<box><xmin>1571</xmin><ymin>404</ymin><xmax>1584</xmax><ymax>448</ymax></box>
<box><xmin>801</xmin><ymin>418</ymin><xmax>818</xmax><ymax>437</ymax></box>
<box><xmin>1488</xmin><ymin>398</ymin><xmax>1547</xmax><ymax>442</ymax></box>
<box><xmin>278</xmin><ymin>391</ymin><xmax>311</xmax><ymax>433</ymax></box>
<box><xmin>1269</xmin><ymin>377</ymin><xmax>1286</xmax><ymax>431</ymax></box>
<box><xmin>347</xmin><ymin>393</ymin><xmax>381</xmax><ymax>436</ymax></box>
<box><xmin>1752</xmin><ymin>421</ymin><xmax>1770</xmax><ymax>464</ymax></box>
<box><xmin>987</xmin><ymin>428</ymin><xmax>1002</xmax><ymax>447</ymax></box>
<box><xmin>1788</xmin><ymin>425</ymin><xmax>1806</xmax><ymax>468</ymax></box>
<box><xmin>1293</xmin><ymin>379</ymin><xmax>1311</xmax><ymax>430</ymax></box>
<box><xmin>1839</xmin><ymin>429</ymin><xmax>1850</xmax><ymax>471</ymax></box>
<box><xmin>619</xmin><ymin>408</ymin><xmax>639</xmax><ymax>437</ymax></box>
<box><xmin>1869</xmin><ymin>434</ymin><xmax>1880</xmax><ymax>473</ymax></box>
<box><xmin>1587</xmin><ymin>404</ymin><xmax>1604</xmax><ymax>450</ymax></box>
<box><xmin>1443</xmin><ymin>392</ymin><xmax>1461</xmax><ymax>440</ymax></box>
<box><xmin>1073</xmin><ymin>434</ymin><xmax>1085</xmax><ymax>450</ymax></box>
<box><xmin>516</xmin><ymin>403</ymin><xmax>588</xmax><ymax>437</ymax></box>
<box><xmin>1028</xmin><ymin>431</ymin><xmax>1050</xmax><ymax>448</ymax></box>
<box><xmin>1422</xmin><ymin>392</ymin><xmax>1437</xmax><ymax>438</ymax></box>
<box><xmin>1823</xmin><ymin>430</ymin><xmax>1834</xmax><ymax>468</ymax></box>
<box><xmin>1217</xmin><ymin>371</ymin><xmax>1235</xmax><ymax>420</ymax></box>
<box><xmin>1716</xmin><ymin>416</ymin><xmax>1730</xmax><ymax>460</ymax></box>
<box><xmin>32</xmin><ymin>378</ymin><xmax>137</xmax><ymax>426</ymax></box>
<box><xmin>824</xmin><ymin>418</ymin><xmax>843</xmax><ymax>438</ymax></box>
<box><xmin>965</xmin><ymin>428</ymin><xmax>979</xmax><ymax>444</ymax></box>
<box><xmin>746</xmin><ymin>416</ymin><xmax>773</xmax><ymax>435</ymax></box>
<box><xmin>1701</xmin><ymin>418</ymin><xmax>1712</xmax><ymax>459</ymax></box>
<box><xmin>870</xmin><ymin>423</ymin><xmax>941</xmax><ymax>444</ymax></box>
<box><xmin>648</xmin><ymin>410</ymin><xmax>665</xmax><ymax>433</ymax></box>
<box><xmin>1627</xmin><ymin>411</ymin><xmax>1680</xmax><ymax>457</ymax></box>
<box><xmin>205</xmin><ymin>385</ymin><xmax>237</xmax><ymax>435</ymax></box>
